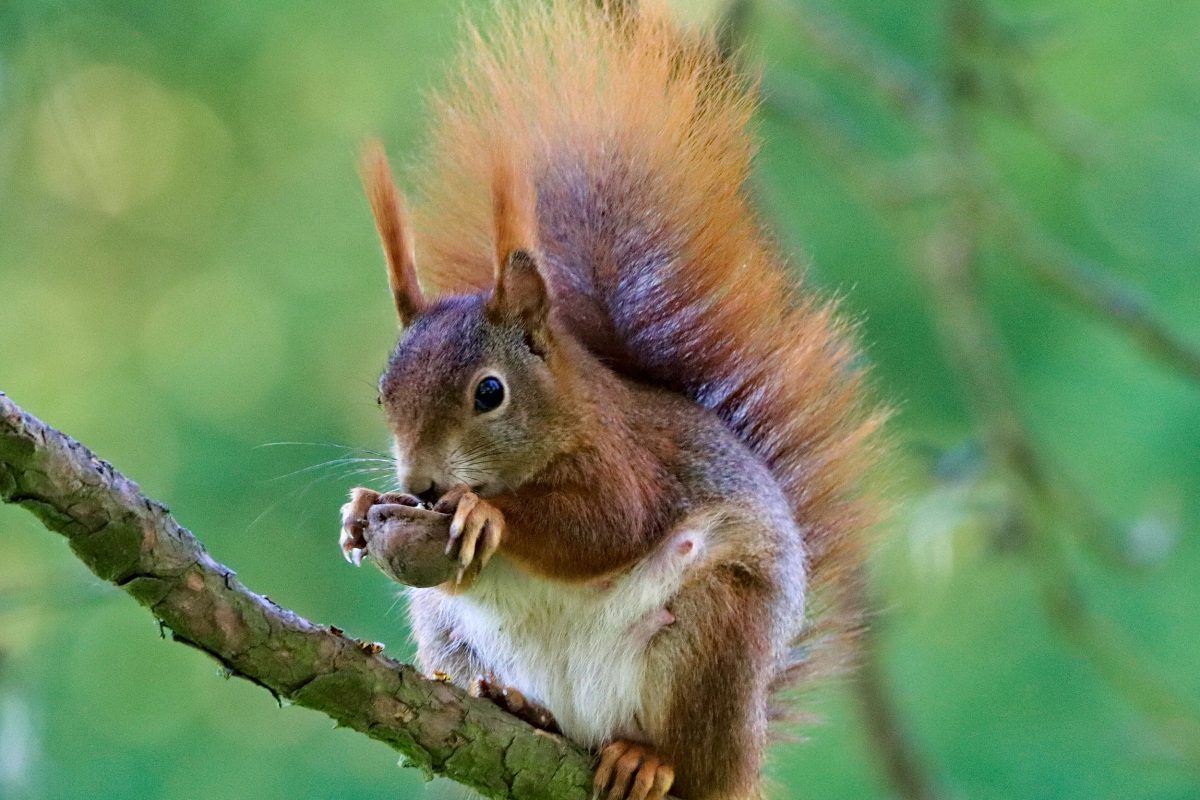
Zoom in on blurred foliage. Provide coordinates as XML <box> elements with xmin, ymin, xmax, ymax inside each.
<box><xmin>1</xmin><ymin>0</ymin><xmax>1197</xmax><ymax>798</ymax></box>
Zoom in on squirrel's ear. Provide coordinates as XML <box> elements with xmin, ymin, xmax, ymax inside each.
<box><xmin>488</xmin><ymin>249</ymin><xmax>550</xmax><ymax>331</ymax></box>
<box><xmin>485</xmin><ymin>156</ymin><xmax>549</xmax><ymax>331</ymax></box>
<box><xmin>360</xmin><ymin>140</ymin><xmax>425</xmax><ymax>326</ymax></box>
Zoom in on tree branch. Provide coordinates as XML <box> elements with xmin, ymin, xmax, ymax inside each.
<box><xmin>993</xmin><ymin>201</ymin><xmax>1200</xmax><ymax>385</ymax></box>
<box><xmin>0</xmin><ymin>391</ymin><xmax>598</xmax><ymax>800</ymax></box>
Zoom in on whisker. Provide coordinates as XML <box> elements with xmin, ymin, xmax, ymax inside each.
<box><xmin>245</xmin><ymin>468</ymin><xmax>393</xmax><ymax>534</ymax></box>
<box><xmin>452</xmin><ymin>440</ymin><xmax>504</xmax><ymax>461</ymax></box>
<box><xmin>341</xmin><ymin>466</ymin><xmax>397</xmax><ymax>480</ymax></box>
<box><xmin>264</xmin><ymin>457</ymin><xmax>394</xmax><ymax>484</ymax></box>
<box><xmin>255</xmin><ymin>441</ymin><xmax>392</xmax><ymax>459</ymax></box>
<box><xmin>455</xmin><ymin>457</ymin><xmax>509</xmax><ymax>473</ymax></box>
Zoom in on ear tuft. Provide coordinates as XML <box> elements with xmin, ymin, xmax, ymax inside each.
<box><xmin>485</xmin><ymin>155</ymin><xmax>550</xmax><ymax>334</ymax></box>
<box><xmin>491</xmin><ymin>154</ymin><xmax>537</xmax><ymax>269</ymax></box>
<box><xmin>360</xmin><ymin>139</ymin><xmax>425</xmax><ymax>326</ymax></box>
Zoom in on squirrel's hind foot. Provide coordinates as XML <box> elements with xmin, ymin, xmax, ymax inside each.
<box><xmin>471</xmin><ymin>675</ymin><xmax>560</xmax><ymax>734</ymax></box>
<box><xmin>594</xmin><ymin>740</ymin><xmax>674</xmax><ymax>800</ymax></box>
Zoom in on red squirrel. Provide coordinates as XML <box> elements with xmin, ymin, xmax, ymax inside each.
<box><xmin>338</xmin><ymin>2</ymin><xmax>885</xmax><ymax>798</ymax></box>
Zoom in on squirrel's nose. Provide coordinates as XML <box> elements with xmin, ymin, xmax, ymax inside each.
<box><xmin>415</xmin><ymin>483</ymin><xmax>442</xmax><ymax>506</ymax></box>
<box><xmin>405</xmin><ymin>477</ymin><xmax>441</xmax><ymax>506</ymax></box>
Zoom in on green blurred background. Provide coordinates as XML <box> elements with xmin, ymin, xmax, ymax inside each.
<box><xmin>1</xmin><ymin>0</ymin><xmax>1197</xmax><ymax>798</ymax></box>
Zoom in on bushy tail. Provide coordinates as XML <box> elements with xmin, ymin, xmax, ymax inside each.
<box><xmin>412</xmin><ymin>0</ymin><xmax>887</xmax><ymax>707</ymax></box>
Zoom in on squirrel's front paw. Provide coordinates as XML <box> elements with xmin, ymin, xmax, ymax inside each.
<box><xmin>339</xmin><ymin>487</ymin><xmax>422</xmax><ymax>566</ymax></box>
<box><xmin>434</xmin><ymin>487</ymin><xmax>505</xmax><ymax>585</ymax></box>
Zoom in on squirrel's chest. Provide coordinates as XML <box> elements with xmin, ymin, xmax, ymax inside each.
<box><xmin>445</xmin><ymin>546</ymin><xmax>693</xmax><ymax>747</ymax></box>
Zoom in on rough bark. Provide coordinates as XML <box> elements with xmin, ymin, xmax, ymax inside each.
<box><xmin>0</xmin><ymin>391</ymin><xmax>597</xmax><ymax>800</ymax></box>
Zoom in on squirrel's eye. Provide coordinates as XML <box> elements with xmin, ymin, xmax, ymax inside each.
<box><xmin>473</xmin><ymin>376</ymin><xmax>505</xmax><ymax>413</ymax></box>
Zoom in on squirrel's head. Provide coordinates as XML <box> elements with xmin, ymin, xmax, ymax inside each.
<box><xmin>361</xmin><ymin>142</ymin><xmax>570</xmax><ymax>501</ymax></box>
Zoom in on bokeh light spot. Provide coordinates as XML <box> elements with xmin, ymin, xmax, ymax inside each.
<box><xmin>140</xmin><ymin>271</ymin><xmax>286</xmax><ymax>422</ymax></box>
<box><xmin>34</xmin><ymin>64</ymin><xmax>184</xmax><ymax>216</ymax></box>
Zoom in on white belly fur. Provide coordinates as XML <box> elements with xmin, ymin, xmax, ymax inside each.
<box><xmin>439</xmin><ymin>524</ymin><xmax>709</xmax><ymax>747</ymax></box>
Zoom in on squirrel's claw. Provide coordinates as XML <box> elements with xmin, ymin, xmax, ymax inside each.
<box><xmin>446</xmin><ymin>491</ymin><xmax>480</xmax><ymax>554</ymax></box>
<box><xmin>479</xmin><ymin>522</ymin><xmax>502</xmax><ymax>569</ymax></box>
<box><xmin>339</xmin><ymin>524</ymin><xmax>367</xmax><ymax>565</ymax></box>
<box><xmin>443</xmin><ymin>489</ymin><xmax>505</xmax><ymax>584</ymax></box>
<box><xmin>339</xmin><ymin>487</ymin><xmax>380</xmax><ymax>568</ymax></box>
